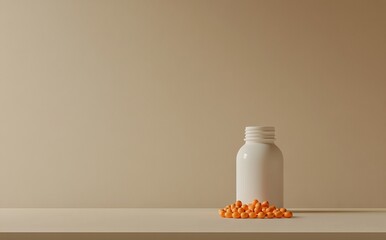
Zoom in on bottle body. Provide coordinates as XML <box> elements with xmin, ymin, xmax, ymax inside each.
<box><xmin>236</xmin><ymin>126</ymin><xmax>283</xmax><ymax>207</ymax></box>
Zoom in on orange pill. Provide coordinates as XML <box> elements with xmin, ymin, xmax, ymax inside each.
<box><xmin>257</xmin><ymin>212</ymin><xmax>266</xmax><ymax>219</ymax></box>
<box><xmin>249</xmin><ymin>212</ymin><xmax>257</xmax><ymax>218</ymax></box>
<box><xmin>267</xmin><ymin>206</ymin><xmax>276</xmax><ymax>212</ymax></box>
<box><xmin>284</xmin><ymin>211</ymin><xmax>293</xmax><ymax>218</ymax></box>
<box><xmin>220</xmin><ymin>211</ymin><xmax>226</xmax><ymax>218</ymax></box>
<box><xmin>279</xmin><ymin>208</ymin><xmax>287</xmax><ymax>213</ymax></box>
<box><xmin>241</xmin><ymin>212</ymin><xmax>249</xmax><ymax>219</ymax></box>
<box><xmin>261</xmin><ymin>201</ymin><xmax>269</xmax><ymax>208</ymax></box>
<box><xmin>232</xmin><ymin>212</ymin><xmax>241</xmax><ymax>219</ymax></box>
<box><xmin>225</xmin><ymin>212</ymin><xmax>233</xmax><ymax>218</ymax></box>
<box><xmin>266</xmin><ymin>212</ymin><xmax>275</xmax><ymax>218</ymax></box>
<box><xmin>238</xmin><ymin>208</ymin><xmax>245</xmax><ymax>213</ymax></box>
<box><xmin>236</xmin><ymin>200</ymin><xmax>242</xmax><ymax>208</ymax></box>
<box><xmin>274</xmin><ymin>211</ymin><xmax>283</xmax><ymax>218</ymax></box>
<box><xmin>255</xmin><ymin>203</ymin><xmax>262</xmax><ymax>212</ymax></box>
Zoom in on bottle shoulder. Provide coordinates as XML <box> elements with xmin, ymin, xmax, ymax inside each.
<box><xmin>237</xmin><ymin>143</ymin><xmax>283</xmax><ymax>160</ymax></box>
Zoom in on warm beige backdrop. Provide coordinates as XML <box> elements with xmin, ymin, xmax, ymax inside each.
<box><xmin>0</xmin><ymin>0</ymin><xmax>385</xmax><ymax>208</ymax></box>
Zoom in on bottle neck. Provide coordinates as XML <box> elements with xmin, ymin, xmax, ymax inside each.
<box><xmin>244</xmin><ymin>126</ymin><xmax>275</xmax><ymax>144</ymax></box>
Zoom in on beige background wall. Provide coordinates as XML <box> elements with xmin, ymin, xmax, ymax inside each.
<box><xmin>0</xmin><ymin>0</ymin><xmax>385</xmax><ymax>208</ymax></box>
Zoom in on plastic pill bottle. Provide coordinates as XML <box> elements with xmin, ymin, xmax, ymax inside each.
<box><xmin>236</xmin><ymin>126</ymin><xmax>284</xmax><ymax>207</ymax></box>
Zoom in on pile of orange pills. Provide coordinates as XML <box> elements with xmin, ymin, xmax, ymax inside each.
<box><xmin>218</xmin><ymin>199</ymin><xmax>293</xmax><ymax>219</ymax></box>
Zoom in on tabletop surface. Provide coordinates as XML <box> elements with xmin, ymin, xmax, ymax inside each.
<box><xmin>1</xmin><ymin>208</ymin><xmax>385</xmax><ymax>233</ymax></box>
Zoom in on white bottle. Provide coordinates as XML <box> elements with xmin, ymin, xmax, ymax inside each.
<box><xmin>236</xmin><ymin>126</ymin><xmax>284</xmax><ymax>207</ymax></box>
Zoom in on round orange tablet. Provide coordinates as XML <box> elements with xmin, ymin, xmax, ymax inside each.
<box><xmin>255</xmin><ymin>203</ymin><xmax>262</xmax><ymax>211</ymax></box>
<box><xmin>238</xmin><ymin>208</ymin><xmax>245</xmax><ymax>213</ymax></box>
<box><xmin>218</xmin><ymin>209</ymin><xmax>225</xmax><ymax>217</ymax></box>
<box><xmin>257</xmin><ymin>212</ymin><xmax>266</xmax><ymax>219</ymax></box>
<box><xmin>267</xmin><ymin>206</ymin><xmax>276</xmax><ymax>212</ymax></box>
<box><xmin>261</xmin><ymin>201</ymin><xmax>269</xmax><ymax>208</ymax></box>
<box><xmin>284</xmin><ymin>211</ymin><xmax>293</xmax><ymax>218</ymax></box>
<box><xmin>232</xmin><ymin>212</ymin><xmax>241</xmax><ymax>219</ymax></box>
<box><xmin>274</xmin><ymin>211</ymin><xmax>283</xmax><ymax>218</ymax></box>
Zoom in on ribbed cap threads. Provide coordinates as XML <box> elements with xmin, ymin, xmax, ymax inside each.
<box><xmin>244</xmin><ymin>126</ymin><xmax>275</xmax><ymax>143</ymax></box>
